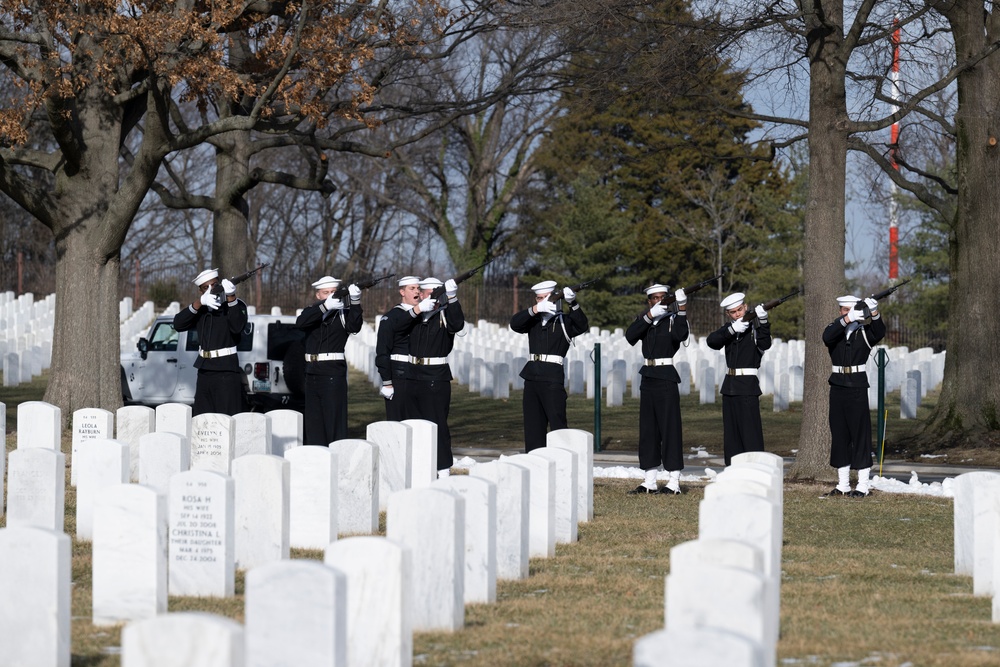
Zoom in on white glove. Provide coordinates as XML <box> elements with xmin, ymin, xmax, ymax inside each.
<box><xmin>417</xmin><ymin>297</ymin><xmax>437</xmax><ymax>313</ymax></box>
<box><xmin>648</xmin><ymin>304</ymin><xmax>668</xmax><ymax>320</ymax></box>
<box><xmin>200</xmin><ymin>291</ymin><xmax>221</xmax><ymax>310</ymax></box>
<box><xmin>730</xmin><ymin>318</ymin><xmax>749</xmax><ymax>334</ymax></box>
<box><xmin>379</xmin><ymin>385</ymin><xmax>394</xmax><ymax>400</ymax></box>
<box><xmin>864</xmin><ymin>297</ymin><xmax>878</xmax><ymax>312</ymax></box>
<box><xmin>348</xmin><ymin>284</ymin><xmax>362</xmax><ymax>304</ymax></box>
<box><xmin>673</xmin><ymin>288</ymin><xmax>687</xmax><ymax>306</ymax></box>
<box><xmin>846</xmin><ymin>307</ymin><xmax>865</xmax><ymax>323</ymax></box>
<box><xmin>535</xmin><ymin>299</ymin><xmax>557</xmax><ymax>315</ymax></box>
<box><xmin>324</xmin><ymin>294</ymin><xmax>344</xmax><ymax>311</ymax></box>
<box><xmin>445</xmin><ymin>279</ymin><xmax>458</xmax><ymax>299</ymax></box>
<box><xmin>562</xmin><ymin>286</ymin><xmax>576</xmax><ymax>303</ymax></box>
<box><xmin>221</xmin><ymin>279</ymin><xmax>236</xmax><ymax>296</ymax></box>
<box><xmin>755</xmin><ymin>304</ymin><xmax>768</xmax><ymax>321</ymax></box>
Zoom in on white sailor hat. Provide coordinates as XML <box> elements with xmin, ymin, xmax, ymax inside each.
<box><xmin>419</xmin><ymin>277</ymin><xmax>443</xmax><ymax>290</ymax></box>
<box><xmin>398</xmin><ymin>275</ymin><xmax>421</xmax><ymax>287</ymax></box>
<box><xmin>311</xmin><ymin>275</ymin><xmax>340</xmax><ymax>290</ymax></box>
<box><xmin>837</xmin><ymin>295</ymin><xmax>860</xmax><ymax>308</ymax></box>
<box><xmin>531</xmin><ymin>280</ymin><xmax>557</xmax><ymax>295</ymax></box>
<box><xmin>193</xmin><ymin>268</ymin><xmax>219</xmax><ymax>286</ymax></box>
<box><xmin>644</xmin><ymin>283</ymin><xmax>670</xmax><ymax>296</ymax></box>
<box><xmin>720</xmin><ymin>292</ymin><xmax>746</xmax><ymax>310</ymax></box>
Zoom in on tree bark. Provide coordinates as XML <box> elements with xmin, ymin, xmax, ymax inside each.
<box><xmin>908</xmin><ymin>2</ymin><xmax>1000</xmax><ymax>449</ymax></box>
<box><xmin>213</xmin><ymin>130</ymin><xmax>254</xmax><ymax>279</ymax></box>
<box><xmin>789</xmin><ymin>0</ymin><xmax>848</xmax><ymax>480</ymax></box>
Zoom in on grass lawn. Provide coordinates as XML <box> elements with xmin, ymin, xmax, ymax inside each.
<box><xmin>2</xmin><ymin>372</ymin><xmax>997</xmax><ymax>666</ymax></box>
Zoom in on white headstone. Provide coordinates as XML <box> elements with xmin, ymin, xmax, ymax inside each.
<box><xmin>16</xmin><ymin>400</ymin><xmax>61</xmax><ymax>450</ymax></box>
<box><xmin>402</xmin><ymin>418</ymin><xmax>438</xmax><ymax>487</ymax></box>
<box><xmin>286</xmin><ymin>446</ymin><xmax>338</xmax><ymax>549</ymax></box>
<box><xmin>953</xmin><ymin>471</ymin><xmax>999</xmax><ymax>576</ymax></box>
<box><xmin>386</xmin><ymin>488</ymin><xmax>464</xmax><ymax>632</ymax></box>
<box><xmin>6</xmin><ymin>448</ymin><xmax>65</xmax><ymax>531</ymax></box>
<box><xmin>972</xmin><ymin>473</ymin><xmax>1000</xmax><ymax>595</ymax></box>
<box><xmin>505</xmin><ymin>453</ymin><xmax>556</xmax><ymax>558</ymax></box>
<box><xmin>731</xmin><ymin>451</ymin><xmax>784</xmax><ymax>475</ymax></box>
<box><xmin>533</xmin><ymin>446</ymin><xmax>579</xmax><ymax>543</ymax></box>
<box><xmin>0</xmin><ymin>526</ymin><xmax>71</xmax><ymax>667</ymax></box>
<box><xmin>122</xmin><ymin>612</ymin><xmax>244</xmax><ymax>667</ymax></box>
<box><xmin>470</xmin><ymin>460</ymin><xmax>530</xmax><ymax>580</ymax></box>
<box><xmin>93</xmin><ymin>484</ymin><xmax>168</xmax><ymax>625</ymax></box>
<box><xmin>191</xmin><ymin>413</ymin><xmax>236</xmax><ymax>474</ymax></box>
<box><xmin>233</xmin><ymin>412</ymin><xmax>272</xmax><ymax>459</ymax></box>
<box><xmin>232</xmin><ymin>454</ymin><xmax>290</xmax><ymax>570</ymax></box>
<box><xmin>244</xmin><ymin>560</ymin><xmax>347</xmax><ymax>667</ymax></box>
<box><xmin>633</xmin><ymin>627</ymin><xmax>763</xmax><ymax>667</ymax></box>
<box><xmin>139</xmin><ymin>431</ymin><xmax>190</xmax><ymax>494</ymax></box>
<box><xmin>267</xmin><ymin>408</ymin><xmax>303</xmax><ymax>455</ymax></box>
<box><xmin>168</xmin><ymin>470</ymin><xmax>235</xmax><ymax>597</ymax></box>
<box><xmin>547</xmin><ymin>428</ymin><xmax>594</xmax><ymax>522</ymax></box>
<box><xmin>71</xmin><ymin>407</ymin><xmax>114</xmax><ymax>485</ymax></box>
<box><xmin>156</xmin><ymin>403</ymin><xmax>193</xmax><ymax>441</ymax></box>
<box><xmin>434</xmin><ymin>475</ymin><xmax>498</xmax><ymax>604</ymax></box>
<box><xmin>367</xmin><ymin>421</ymin><xmax>413</xmax><ymax>511</ymax></box>
<box><xmin>75</xmin><ymin>438</ymin><xmax>130</xmax><ymax>541</ymax></box>
<box><xmin>117</xmin><ymin>405</ymin><xmax>156</xmax><ymax>483</ymax></box>
<box><xmin>334</xmin><ymin>439</ymin><xmax>379</xmax><ymax>535</ymax></box>
<box><xmin>324</xmin><ymin>537</ymin><xmax>412</xmax><ymax>667</ymax></box>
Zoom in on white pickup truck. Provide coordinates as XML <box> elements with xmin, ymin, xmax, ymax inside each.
<box><xmin>120</xmin><ymin>314</ymin><xmax>306</xmax><ymax>411</ymax></box>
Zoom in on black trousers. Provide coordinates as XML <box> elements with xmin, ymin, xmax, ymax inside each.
<box><xmin>522</xmin><ymin>379</ymin><xmax>567</xmax><ymax>452</ymax></box>
<box><xmin>304</xmin><ymin>374</ymin><xmax>348</xmax><ymax>446</ymax></box>
<box><xmin>193</xmin><ymin>370</ymin><xmax>244</xmax><ymax>417</ymax></box>
<box><xmin>638</xmin><ymin>376</ymin><xmax>683</xmax><ymax>471</ymax></box>
<box><xmin>722</xmin><ymin>394</ymin><xmax>765</xmax><ymax>466</ymax></box>
<box><xmin>385</xmin><ymin>374</ymin><xmax>409</xmax><ymax>421</ymax></box>
<box><xmin>408</xmin><ymin>378</ymin><xmax>453</xmax><ymax>470</ymax></box>
<box><xmin>828</xmin><ymin>385</ymin><xmax>874</xmax><ymax>469</ymax></box>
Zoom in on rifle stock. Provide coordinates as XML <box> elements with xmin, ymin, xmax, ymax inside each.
<box><xmin>210</xmin><ymin>263</ymin><xmax>269</xmax><ymax>297</ymax></box>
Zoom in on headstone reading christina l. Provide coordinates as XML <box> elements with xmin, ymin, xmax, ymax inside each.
<box><xmin>92</xmin><ymin>484</ymin><xmax>168</xmax><ymax>626</ymax></box>
<box><xmin>168</xmin><ymin>470</ymin><xmax>235</xmax><ymax>598</ymax></box>
<box><xmin>0</xmin><ymin>526</ymin><xmax>72</xmax><ymax>667</ymax></box>
<box><xmin>324</xmin><ymin>536</ymin><xmax>412</xmax><ymax>667</ymax></box>
<box><xmin>244</xmin><ymin>560</ymin><xmax>347</xmax><ymax>667</ymax></box>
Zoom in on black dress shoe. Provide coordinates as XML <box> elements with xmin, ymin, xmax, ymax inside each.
<box><xmin>628</xmin><ymin>485</ymin><xmax>658</xmax><ymax>495</ymax></box>
<box><xmin>822</xmin><ymin>488</ymin><xmax>851</xmax><ymax>497</ymax></box>
<box><xmin>850</xmin><ymin>489</ymin><xmax>871</xmax><ymax>498</ymax></box>
<box><xmin>660</xmin><ymin>485</ymin><xmax>682</xmax><ymax>495</ymax></box>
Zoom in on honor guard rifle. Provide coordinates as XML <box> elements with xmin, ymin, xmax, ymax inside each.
<box><xmin>741</xmin><ymin>289</ymin><xmax>802</xmax><ymax>323</ymax></box>
<box><xmin>549</xmin><ymin>277</ymin><xmax>602</xmax><ymax>303</ymax></box>
<box><xmin>659</xmin><ymin>273</ymin><xmax>724</xmax><ymax>307</ymax></box>
<box><xmin>853</xmin><ymin>278</ymin><xmax>912</xmax><ymax>313</ymax></box>
<box><xmin>428</xmin><ymin>258</ymin><xmax>498</xmax><ymax>304</ymax></box>
<box><xmin>210</xmin><ymin>263</ymin><xmax>269</xmax><ymax>298</ymax></box>
<box><xmin>331</xmin><ymin>272</ymin><xmax>396</xmax><ymax>300</ymax></box>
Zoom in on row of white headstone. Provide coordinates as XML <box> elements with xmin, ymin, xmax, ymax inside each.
<box><xmin>950</xmin><ymin>471</ymin><xmax>1000</xmax><ymax>622</ymax></box>
<box><xmin>633</xmin><ymin>451</ymin><xmax>785</xmax><ymax>667</ymax></box>
<box><xmin>0</xmin><ymin>397</ymin><xmax>598</xmax><ymax>666</ymax></box>
<box><xmin>0</xmin><ymin>292</ymin><xmax>55</xmax><ymax>387</ymax></box>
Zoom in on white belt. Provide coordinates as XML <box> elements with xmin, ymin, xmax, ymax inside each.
<box><xmin>305</xmin><ymin>353</ymin><xmax>345</xmax><ymax>362</ymax></box>
<box><xmin>531</xmin><ymin>354</ymin><xmax>564</xmax><ymax>365</ymax></box>
<box><xmin>199</xmin><ymin>346</ymin><xmax>237</xmax><ymax>359</ymax></box>
<box><xmin>833</xmin><ymin>365</ymin><xmax>866</xmax><ymax>374</ymax></box>
<box><xmin>410</xmin><ymin>356</ymin><xmax>448</xmax><ymax>366</ymax></box>
<box><xmin>644</xmin><ymin>358</ymin><xmax>674</xmax><ymax>367</ymax></box>
<box><xmin>390</xmin><ymin>354</ymin><xmax>410</xmax><ymax>363</ymax></box>
<box><xmin>726</xmin><ymin>368</ymin><xmax>758</xmax><ymax>376</ymax></box>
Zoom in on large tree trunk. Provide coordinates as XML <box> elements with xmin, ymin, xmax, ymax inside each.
<box><xmin>789</xmin><ymin>0</ymin><xmax>848</xmax><ymax>480</ymax></box>
<box><xmin>213</xmin><ymin>130</ymin><xmax>255</xmax><ymax>288</ymax></box>
<box><xmin>909</xmin><ymin>3</ymin><xmax>1000</xmax><ymax>449</ymax></box>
